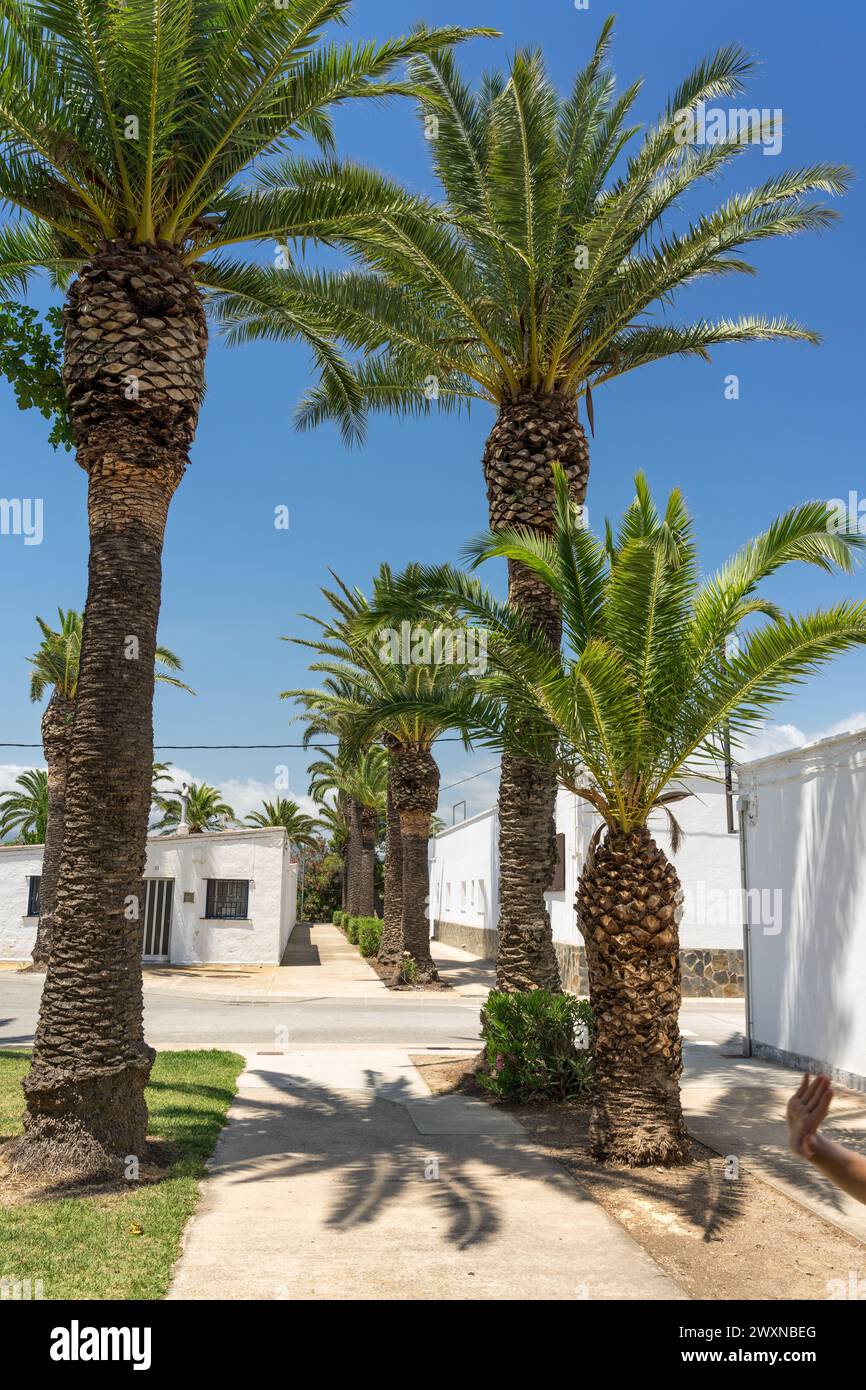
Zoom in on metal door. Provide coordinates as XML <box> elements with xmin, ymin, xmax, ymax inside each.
<box><xmin>142</xmin><ymin>878</ymin><xmax>173</xmax><ymax>961</ymax></box>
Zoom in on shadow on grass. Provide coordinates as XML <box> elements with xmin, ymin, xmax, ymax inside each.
<box><xmin>0</xmin><ymin>1049</ymin><xmax>244</xmax><ymax>1205</ymax></box>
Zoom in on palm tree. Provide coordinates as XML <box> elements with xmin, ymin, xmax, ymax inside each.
<box><xmin>289</xmin><ymin>570</ymin><xmax>473</xmax><ymax>981</ymax></box>
<box><xmin>218</xmin><ymin>22</ymin><xmax>850</xmax><ymax>993</ymax></box>
<box><xmin>0</xmin><ymin>768</ymin><xmax>48</xmax><ymax>844</ymax></box>
<box><xmin>377</xmin><ymin>467</ymin><xmax>866</xmax><ymax>1162</ymax></box>
<box><xmin>1</xmin><ymin>0</ymin><xmax>486</xmax><ymax>1179</ymax></box>
<box><xmin>306</xmin><ymin>743</ymin><xmax>387</xmax><ymax>920</ymax></box>
<box><xmin>244</xmin><ymin>797</ymin><xmax>321</xmax><ymax>850</ymax></box>
<box><xmin>153</xmin><ymin>782</ymin><xmax>235</xmax><ymax>835</ymax></box>
<box><xmin>26</xmin><ymin>610</ymin><xmax>192</xmax><ymax>967</ymax></box>
<box><xmin>150</xmin><ymin>761</ymin><xmax>174</xmax><ymax>812</ymax></box>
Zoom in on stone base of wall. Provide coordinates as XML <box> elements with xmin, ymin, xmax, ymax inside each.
<box><xmin>751</xmin><ymin>1040</ymin><xmax>866</xmax><ymax>1094</ymax></box>
<box><xmin>680</xmin><ymin>949</ymin><xmax>743</xmax><ymax>998</ymax></box>
<box><xmin>433</xmin><ymin>921</ymin><xmax>743</xmax><ymax>998</ymax></box>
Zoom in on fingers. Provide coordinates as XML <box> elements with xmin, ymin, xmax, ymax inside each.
<box><xmin>794</xmin><ymin>1072</ymin><xmax>810</xmax><ymax>1099</ymax></box>
<box><xmin>804</xmin><ymin>1074</ymin><xmax>832</xmax><ymax>1114</ymax></box>
<box><xmin>813</xmin><ymin>1087</ymin><xmax>833</xmax><ymax>1129</ymax></box>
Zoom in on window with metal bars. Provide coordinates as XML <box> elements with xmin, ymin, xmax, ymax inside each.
<box><xmin>204</xmin><ymin>879</ymin><xmax>249</xmax><ymax>920</ymax></box>
<box><xmin>27</xmin><ymin>875</ymin><xmax>41</xmax><ymax>917</ymax></box>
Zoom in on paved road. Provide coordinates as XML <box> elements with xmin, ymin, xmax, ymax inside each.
<box><xmin>0</xmin><ymin>971</ymin><xmax>485</xmax><ymax>1050</ymax></box>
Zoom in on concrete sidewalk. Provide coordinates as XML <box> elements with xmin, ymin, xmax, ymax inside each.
<box><xmin>167</xmin><ymin>923</ymin><xmax>681</xmax><ymax>1301</ymax></box>
<box><xmin>167</xmin><ymin>1041</ymin><xmax>683</xmax><ymax>1301</ymax></box>
<box><xmin>143</xmin><ymin>922</ymin><xmax>389</xmax><ymax>1000</ymax></box>
<box><xmin>141</xmin><ymin>924</ymin><xmax>491</xmax><ymax>1002</ymax></box>
<box><xmin>679</xmin><ymin>1000</ymin><xmax>866</xmax><ymax>1246</ymax></box>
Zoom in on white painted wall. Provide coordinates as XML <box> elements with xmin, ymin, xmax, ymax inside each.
<box><xmin>740</xmin><ymin>729</ymin><xmax>866</xmax><ymax>1085</ymax></box>
<box><xmin>0</xmin><ymin>827</ymin><xmax>297</xmax><ymax>965</ymax></box>
<box><xmin>428</xmin><ymin>808</ymin><xmax>499</xmax><ymax>937</ymax></box>
<box><xmin>429</xmin><ymin>777</ymin><xmax>742</xmax><ymax>950</ymax></box>
<box><xmin>0</xmin><ymin>843</ymin><xmax>43</xmax><ymax>960</ymax></box>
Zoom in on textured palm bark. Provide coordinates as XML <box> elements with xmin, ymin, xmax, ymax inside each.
<box><xmin>483</xmin><ymin>390</ymin><xmax>589</xmax><ymax>992</ymax></box>
<box><xmin>358</xmin><ymin>804</ymin><xmax>377</xmax><ymax>918</ymax></box>
<box><xmin>340</xmin><ymin>843</ymin><xmax>349</xmax><ymax>912</ymax></box>
<box><xmin>13</xmin><ymin>240</ymin><xmax>205</xmax><ymax>1180</ymax></box>
<box><xmin>31</xmin><ymin>693</ymin><xmax>75</xmax><ymax>968</ymax></box>
<box><xmin>577</xmin><ymin>827</ymin><xmax>691</xmax><ymax>1165</ymax></box>
<box><xmin>390</xmin><ymin>747</ymin><xmax>439</xmax><ymax>983</ymax></box>
<box><xmin>346</xmin><ymin>797</ymin><xmax>362</xmax><ymax>917</ymax></box>
<box><xmin>379</xmin><ymin>773</ymin><xmax>404</xmax><ymax>965</ymax></box>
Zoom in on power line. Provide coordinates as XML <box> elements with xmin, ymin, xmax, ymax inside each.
<box><xmin>0</xmin><ymin>742</ymin><xmax>328</xmax><ymax>750</ymax></box>
<box><xmin>0</xmin><ymin>736</ymin><xmax>478</xmax><ymax>751</ymax></box>
<box><xmin>442</xmin><ymin>763</ymin><xmax>500</xmax><ymax>791</ymax></box>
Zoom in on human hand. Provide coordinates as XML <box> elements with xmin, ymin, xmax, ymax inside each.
<box><xmin>787</xmin><ymin>1072</ymin><xmax>833</xmax><ymax>1159</ymax></box>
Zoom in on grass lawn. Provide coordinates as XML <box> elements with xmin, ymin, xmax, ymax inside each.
<box><xmin>0</xmin><ymin>1048</ymin><xmax>244</xmax><ymax>1300</ymax></box>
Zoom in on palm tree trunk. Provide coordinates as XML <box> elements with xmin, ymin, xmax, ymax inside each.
<box><xmin>347</xmin><ymin>797</ymin><xmax>362</xmax><ymax>917</ymax></box>
<box><xmin>340</xmin><ymin>842</ymin><xmax>349</xmax><ymax>911</ymax></box>
<box><xmin>379</xmin><ymin>772</ymin><xmax>403</xmax><ymax>965</ymax></box>
<box><xmin>391</xmin><ymin>746</ymin><xmax>439</xmax><ymax>983</ymax></box>
<box><xmin>578</xmin><ymin>827</ymin><xmax>691</xmax><ymax>1165</ymax></box>
<box><xmin>31</xmin><ymin>692</ymin><xmax>75</xmax><ymax>969</ymax></box>
<box><xmin>13</xmin><ymin>240</ymin><xmax>205</xmax><ymax>1180</ymax></box>
<box><xmin>483</xmin><ymin>389</ymin><xmax>589</xmax><ymax>992</ymax></box>
<box><xmin>358</xmin><ymin>805</ymin><xmax>377</xmax><ymax>917</ymax></box>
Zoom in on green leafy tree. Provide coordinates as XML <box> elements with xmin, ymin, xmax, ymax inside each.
<box><xmin>297</xmin><ymin>838</ymin><xmax>343</xmax><ymax>923</ymax></box>
<box><xmin>27</xmin><ymin>610</ymin><xmax>192</xmax><ymax>967</ymax></box>
<box><xmin>0</xmin><ymin>768</ymin><xmax>48</xmax><ymax>844</ymax></box>
<box><xmin>372</xmin><ymin>468</ymin><xmax>866</xmax><ymax>1162</ymax></box>
<box><xmin>218</xmin><ymin>21</ymin><xmax>849</xmax><ymax>993</ymax></box>
<box><xmin>0</xmin><ymin>300</ymin><xmax>70</xmax><ymax>447</ymax></box>
<box><xmin>0</xmin><ymin>0</ymin><xmax>487</xmax><ymax>1179</ymax></box>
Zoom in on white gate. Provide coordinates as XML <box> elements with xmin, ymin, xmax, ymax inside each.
<box><xmin>142</xmin><ymin>878</ymin><xmax>173</xmax><ymax>961</ymax></box>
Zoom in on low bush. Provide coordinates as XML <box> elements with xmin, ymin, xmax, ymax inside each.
<box><xmin>396</xmin><ymin>952</ymin><xmax>418</xmax><ymax>985</ymax></box>
<box><xmin>478</xmin><ymin>990</ymin><xmax>593</xmax><ymax>1103</ymax></box>
<box><xmin>346</xmin><ymin>916</ymin><xmax>361</xmax><ymax>943</ymax></box>
<box><xmin>358</xmin><ymin>917</ymin><xmax>383</xmax><ymax>957</ymax></box>
<box><xmin>332</xmin><ymin>909</ymin><xmax>343</xmax><ymax>926</ymax></box>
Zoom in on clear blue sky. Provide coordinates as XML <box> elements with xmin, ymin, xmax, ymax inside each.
<box><xmin>2</xmin><ymin>0</ymin><xmax>864</xmax><ymax>821</ymax></box>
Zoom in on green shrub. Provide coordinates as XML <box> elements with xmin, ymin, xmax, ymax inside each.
<box><xmin>332</xmin><ymin>909</ymin><xmax>343</xmax><ymax>926</ymax></box>
<box><xmin>478</xmin><ymin>991</ymin><xmax>593</xmax><ymax>1103</ymax></box>
<box><xmin>346</xmin><ymin>916</ymin><xmax>361</xmax><ymax>944</ymax></box>
<box><xmin>358</xmin><ymin>917</ymin><xmax>383</xmax><ymax>957</ymax></box>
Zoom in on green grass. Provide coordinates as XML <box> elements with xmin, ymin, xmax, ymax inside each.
<box><xmin>0</xmin><ymin>1048</ymin><xmax>243</xmax><ymax>1300</ymax></box>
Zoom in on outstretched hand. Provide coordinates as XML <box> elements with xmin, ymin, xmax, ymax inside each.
<box><xmin>787</xmin><ymin>1072</ymin><xmax>833</xmax><ymax>1158</ymax></box>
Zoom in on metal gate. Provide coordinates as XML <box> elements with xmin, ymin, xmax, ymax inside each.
<box><xmin>142</xmin><ymin>878</ymin><xmax>173</xmax><ymax>961</ymax></box>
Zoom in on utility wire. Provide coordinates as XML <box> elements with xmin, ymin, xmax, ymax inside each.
<box><xmin>0</xmin><ymin>737</ymin><xmax>482</xmax><ymax>750</ymax></box>
<box><xmin>441</xmin><ymin>763</ymin><xmax>500</xmax><ymax>791</ymax></box>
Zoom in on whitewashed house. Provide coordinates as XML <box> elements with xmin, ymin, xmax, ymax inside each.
<box><xmin>0</xmin><ymin>826</ymin><xmax>298</xmax><ymax>966</ymax></box>
<box><xmin>429</xmin><ymin>777</ymin><xmax>743</xmax><ymax>997</ymax></box>
<box><xmin>739</xmin><ymin>728</ymin><xmax>866</xmax><ymax>1090</ymax></box>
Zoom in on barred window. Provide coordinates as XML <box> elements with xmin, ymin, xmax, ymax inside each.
<box><xmin>27</xmin><ymin>876</ymin><xmax>41</xmax><ymax>918</ymax></box>
<box><xmin>205</xmin><ymin>879</ymin><xmax>249</xmax><ymax>920</ymax></box>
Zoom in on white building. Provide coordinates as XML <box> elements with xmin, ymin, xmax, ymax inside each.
<box><xmin>430</xmin><ymin>778</ymin><xmax>743</xmax><ymax>997</ymax></box>
<box><xmin>740</xmin><ymin>728</ymin><xmax>866</xmax><ymax>1090</ymax></box>
<box><xmin>0</xmin><ymin>826</ymin><xmax>298</xmax><ymax>966</ymax></box>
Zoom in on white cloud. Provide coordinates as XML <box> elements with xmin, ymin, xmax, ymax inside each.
<box><xmin>738</xmin><ymin>711</ymin><xmax>866</xmax><ymax>763</ymax></box>
<box><xmin>219</xmin><ymin>777</ymin><xmax>321</xmax><ymax>825</ymax></box>
<box><xmin>154</xmin><ymin>765</ymin><xmax>322</xmax><ymax>826</ymax></box>
<box><xmin>1</xmin><ymin>759</ymin><xmax>323</xmax><ymax>834</ymax></box>
<box><xmin>0</xmin><ymin>760</ymin><xmax>46</xmax><ymax>794</ymax></box>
